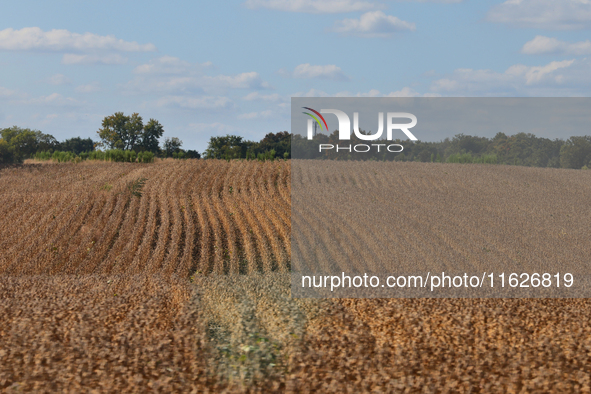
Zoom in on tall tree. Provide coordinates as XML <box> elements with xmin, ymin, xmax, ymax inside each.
<box><xmin>97</xmin><ymin>112</ymin><xmax>144</xmax><ymax>150</ymax></box>
<box><xmin>126</xmin><ymin>113</ymin><xmax>143</xmax><ymax>151</ymax></box>
<box><xmin>140</xmin><ymin>119</ymin><xmax>164</xmax><ymax>153</ymax></box>
<box><xmin>97</xmin><ymin>112</ymin><xmax>127</xmax><ymax>149</ymax></box>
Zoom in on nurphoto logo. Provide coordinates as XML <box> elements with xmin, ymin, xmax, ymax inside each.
<box><xmin>302</xmin><ymin>107</ymin><xmax>418</xmax><ymax>153</ymax></box>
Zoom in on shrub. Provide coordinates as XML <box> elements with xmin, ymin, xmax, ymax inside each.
<box><xmin>126</xmin><ymin>177</ymin><xmax>148</xmax><ymax>198</ymax></box>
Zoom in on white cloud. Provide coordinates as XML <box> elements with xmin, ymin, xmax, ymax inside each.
<box><xmin>0</xmin><ymin>27</ymin><xmax>156</xmax><ymax>52</ymax></box>
<box><xmin>292</xmin><ymin>88</ymin><xmax>331</xmax><ymax>97</ymax></box>
<box><xmin>126</xmin><ymin>57</ymin><xmax>271</xmax><ymax>94</ymax></box>
<box><xmin>522</xmin><ymin>36</ymin><xmax>591</xmax><ymax>56</ymax></box>
<box><xmin>238</xmin><ymin>110</ymin><xmax>274</xmax><ymax>120</ymax></box>
<box><xmin>334</xmin><ymin>88</ymin><xmax>381</xmax><ymax>97</ymax></box>
<box><xmin>203</xmin><ymin>72</ymin><xmax>271</xmax><ymax>89</ymax></box>
<box><xmin>0</xmin><ymin>86</ymin><xmax>16</xmax><ymax>97</ymax></box>
<box><xmin>62</xmin><ymin>53</ymin><xmax>128</xmax><ymax>65</ymax></box>
<box><xmin>333</xmin><ymin>11</ymin><xmax>416</xmax><ymax>37</ymax></box>
<box><xmin>47</xmin><ymin>74</ymin><xmax>71</xmax><ymax>85</ymax></box>
<box><xmin>520</xmin><ymin>60</ymin><xmax>575</xmax><ymax>84</ymax></box>
<box><xmin>155</xmin><ymin>95</ymin><xmax>233</xmax><ymax>110</ymax></box>
<box><xmin>283</xmin><ymin>63</ymin><xmax>350</xmax><ymax>81</ymax></box>
<box><xmin>41</xmin><ymin>114</ymin><xmax>59</xmax><ymax>125</ymax></box>
<box><xmin>385</xmin><ymin>87</ymin><xmax>422</xmax><ymax>97</ymax></box>
<box><xmin>244</xmin><ymin>0</ymin><xmax>382</xmax><ymax>13</ymax></box>
<box><xmin>243</xmin><ymin>92</ymin><xmax>283</xmax><ymax>101</ymax></box>
<box><xmin>133</xmin><ymin>56</ymin><xmax>212</xmax><ymax>75</ymax></box>
<box><xmin>336</xmin><ymin>87</ymin><xmax>438</xmax><ymax>97</ymax></box>
<box><xmin>430</xmin><ymin>59</ymin><xmax>583</xmax><ymax>96</ymax></box>
<box><xmin>16</xmin><ymin>93</ymin><xmax>81</xmax><ymax>106</ymax></box>
<box><xmin>296</xmin><ymin>88</ymin><xmax>372</xmax><ymax>97</ymax></box>
<box><xmin>487</xmin><ymin>0</ymin><xmax>591</xmax><ymax>30</ymax></box>
<box><xmin>296</xmin><ymin>87</ymin><xmax>434</xmax><ymax>97</ymax></box>
<box><xmin>75</xmin><ymin>82</ymin><xmax>101</xmax><ymax>93</ymax></box>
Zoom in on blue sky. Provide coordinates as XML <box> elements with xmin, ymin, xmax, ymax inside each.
<box><xmin>2</xmin><ymin>0</ymin><xmax>591</xmax><ymax>151</ymax></box>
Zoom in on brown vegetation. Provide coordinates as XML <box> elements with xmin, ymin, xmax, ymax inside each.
<box><xmin>0</xmin><ymin>160</ymin><xmax>290</xmax><ymax>277</ymax></box>
<box><xmin>1</xmin><ymin>160</ymin><xmax>590</xmax><ymax>392</ymax></box>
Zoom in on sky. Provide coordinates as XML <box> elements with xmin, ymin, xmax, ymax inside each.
<box><xmin>1</xmin><ymin>0</ymin><xmax>591</xmax><ymax>151</ymax></box>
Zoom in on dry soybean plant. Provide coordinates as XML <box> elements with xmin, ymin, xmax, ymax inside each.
<box><xmin>1</xmin><ymin>160</ymin><xmax>591</xmax><ymax>391</ymax></box>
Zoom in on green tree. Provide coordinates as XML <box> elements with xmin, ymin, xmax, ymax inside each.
<box><xmin>0</xmin><ymin>126</ymin><xmax>58</xmax><ymax>162</ymax></box>
<box><xmin>59</xmin><ymin>137</ymin><xmax>95</xmax><ymax>154</ymax></box>
<box><xmin>445</xmin><ymin>134</ymin><xmax>490</xmax><ymax>157</ymax></box>
<box><xmin>139</xmin><ymin>119</ymin><xmax>164</xmax><ymax>153</ymax></box>
<box><xmin>258</xmin><ymin>131</ymin><xmax>291</xmax><ymax>158</ymax></box>
<box><xmin>560</xmin><ymin>136</ymin><xmax>591</xmax><ymax>169</ymax></box>
<box><xmin>126</xmin><ymin>113</ymin><xmax>143</xmax><ymax>150</ymax></box>
<box><xmin>185</xmin><ymin>149</ymin><xmax>201</xmax><ymax>159</ymax></box>
<box><xmin>163</xmin><ymin>137</ymin><xmax>183</xmax><ymax>157</ymax></box>
<box><xmin>37</xmin><ymin>132</ymin><xmax>59</xmax><ymax>152</ymax></box>
<box><xmin>0</xmin><ymin>138</ymin><xmax>13</xmax><ymax>163</ymax></box>
<box><xmin>203</xmin><ymin>135</ymin><xmax>249</xmax><ymax>159</ymax></box>
<box><xmin>97</xmin><ymin>112</ymin><xmax>127</xmax><ymax>149</ymax></box>
<box><xmin>97</xmin><ymin>112</ymin><xmax>143</xmax><ymax>150</ymax></box>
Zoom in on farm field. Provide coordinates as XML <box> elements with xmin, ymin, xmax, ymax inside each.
<box><xmin>1</xmin><ymin>160</ymin><xmax>590</xmax><ymax>392</ymax></box>
<box><xmin>291</xmin><ymin>160</ymin><xmax>591</xmax><ymax>297</ymax></box>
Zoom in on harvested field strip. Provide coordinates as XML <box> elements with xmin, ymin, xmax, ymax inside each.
<box><xmin>151</xmin><ymin>194</ymin><xmax>172</xmax><ymax>273</ymax></box>
<box><xmin>0</xmin><ymin>275</ymin><xmax>227</xmax><ymax>392</ymax></box>
<box><xmin>244</xmin><ymin>193</ymin><xmax>287</xmax><ymax>272</ymax></box>
<box><xmin>290</xmin><ymin>208</ymin><xmax>325</xmax><ymax>273</ymax></box>
<box><xmin>3</xmin><ymin>160</ymin><xmax>588</xmax><ymax>279</ymax></box>
<box><xmin>62</xmin><ymin>194</ymin><xmax>108</xmax><ymax>274</ymax></box>
<box><xmin>213</xmin><ymin>189</ymin><xmax>238</xmax><ymax>275</ymax></box>
<box><xmin>204</xmin><ymin>198</ymin><xmax>225</xmax><ymax>274</ymax></box>
<box><xmin>3</xmin><ymin>194</ymin><xmax>79</xmax><ymax>275</ymax></box>
<box><xmin>221</xmin><ymin>162</ymin><xmax>246</xmax><ymax>274</ymax></box>
<box><xmin>82</xmin><ymin>195</ymin><xmax>127</xmax><ymax>274</ymax></box>
<box><xmin>223</xmin><ymin>162</ymin><xmax>254</xmax><ymax>274</ymax></box>
<box><xmin>112</xmin><ymin>189</ymin><xmax>150</xmax><ymax>275</ymax></box>
<box><xmin>130</xmin><ymin>192</ymin><xmax>158</xmax><ymax>274</ymax></box>
<box><xmin>73</xmin><ymin>194</ymin><xmax>119</xmax><ymax>274</ymax></box>
<box><xmin>164</xmin><ymin>196</ymin><xmax>184</xmax><ymax>276</ymax></box>
<box><xmin>0</xmin><ymin>196</ymin><xmax>34</xmax><ymax>234</ymax></box>
<box><xmin>147</xmin><ymin>175</ymin><xmax>173</xmax><ymax>273</ymax></box>
<box><xmin>43</xmin><ymin>195</ymin><xmax>96</xmax><ymax>274</ymax></box>
<box><xmin>99</xmin><ymin>194</ymin><xmax>141</xmax><ymax>275</ymax></box>
<box><xmin>0</xmin><ymin>194</ymin><xmax>59</xmax><ymax>256</ymax></box>
<box><xmin>292</xmin><ymin>196</ymin><xmax>369</xmax><ymax>272</ymax></box>
<box><xmin>232</xmin><ymin>192</ymin><xmax>267</xmax><ymax>273</ymax></box>
<box><xmin>292</xmin><ymin>161</ymin><xmax>591</xmax><ymax>277</ymax></box>
<box><xmin>161</xmin><ymin>164</ymin><xmax>187</xmax><ymax>276</ymax></box>
<box><xmin>234</xmin><ymin>162</ymin><xmax>265</xmax><ymax>273</ymax></box>
<box><xmin>175</xmin><ymin>195</ymin><xmax>195</xmax><ymax>277</ymax></box>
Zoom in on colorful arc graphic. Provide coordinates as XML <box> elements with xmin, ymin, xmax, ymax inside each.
<box><xmin>302</xmin><ymin>107</ymin><xmax>328</xmax><ymax>131</ymax></box>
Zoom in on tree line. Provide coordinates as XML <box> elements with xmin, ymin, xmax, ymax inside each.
<box><xmin>200</xmin><ymin>130</ymin><xmax>591</xmax><ymax>169</ymax></box>
<box><xmin>3</xmin><ymin>112</ymin><xmax>591</xmax><ymax>169</ymax></box>
<box><xmin>291</xmin><ymin>131</ymin><xmax>591</xmax><ymax>169</ymax></box>
<box><xmin>0</xmin><ymin>112</ymin><xmax>199</xmax><ymax>164</ymax></box>
<box><xmin>202</xmin><ymin>131</ymin><xmax>291</xmax><ymax>161</ymax></box>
